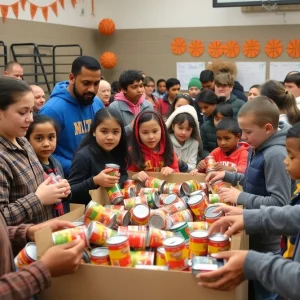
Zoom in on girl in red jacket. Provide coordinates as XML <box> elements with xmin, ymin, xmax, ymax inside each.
<box><xmin>128</xmin><ymin>110</ymin><xmax>179</xmax><ymax>182</ymax></box>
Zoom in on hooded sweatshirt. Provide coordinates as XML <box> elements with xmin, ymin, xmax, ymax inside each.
<box><xmin>233</xmin><ymin>80</ymin><xmax>247</xmax><ymax>102</ymax></box>
<box><xmin>223</xmin><ymin>122</ymin><xmax>293</xmax><ymax>253</ymax></box>
<box><xmin>39</xmin><ymin>81</ymin><xmax>103</xmax><ymax>176</ymax></box>
<box><xmin>226</xmin><ymin>93</ymin><xmax>245</xmax><ymax>119</ymax></box>
<box><xmin>128</xmin><ymin>111</ymin><xmax>179</xmax><ymax>172</ymax></box>
<box><xmin>166</xmin><ymin>105</ymin><xmax>203</xmax><ymax>172</ymax></box>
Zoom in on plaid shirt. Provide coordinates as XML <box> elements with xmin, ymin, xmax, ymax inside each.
<box><xmin>0</xmin><ymin>137</ymin><xmax>54</xmax><ymax>225</ymax></box>
<box><xmin>0</xmin><ymin>212</ymin><xmax>51</xmax><ymax>299</ymax></box>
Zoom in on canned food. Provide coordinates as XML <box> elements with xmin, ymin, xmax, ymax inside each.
<box><xmin>115</xmin><ymin>210</ymin><xmax>131</xmax><ymax>226</ymax></box>
<box><xmin>187</xmin><ymin>221</ymin><xmax>209</xmax><ymax>232</ymax></box>
<box><xmin>139</xmin><ymin>188</ymin><xmax>159</xmax><ymax>196</ymax></box>
<box><xmin>182</xmin><ymin>180</ymin><xmax>200</xmax><ymax>195</ymax></box>
<box><xmin>163</xmin><ymin>183</ymin><xmax>185</xmax><ymax>197</ymax></box>
<box><xmin>124</xmin><ymin>180</ymin><xmax>136</xmax><ymax>189</ymax></box>
<box><xmin>209</xmin><ymin>194</ymin><xmax>221</xmax><ymax>204</ymax></box>
<box><xmin>149</xmin><ymin>209</ymin><xmax>171</xmax><ymax>230</ymax></box>
<box><xmin>106</xmin><ymin>183</ymin><xmax>124</xmax><ymax>204</ymax></box>
<box><xmin>211</xmin><ymin>180</ymin><xmax>226</xmax><ymax>194</ymax></box>
<box><xmin>205</xmin><ymin>156</ymin><xmax>217</xmax><ymax>172</ymax></box>
<box><xmin>82</xmin><ymin>249</ymin><xmax>91</xmax><ymax>264</ymax></box>
<box><xmin>118</xmin><ymin>226</ymin><xmax>147</xmax><ymax>234</ymax></box>
<box><xmin>121</xmin><ymin>186</ymin><xmax>136</xmax><ymax>199</ymax></box>
<box><xmin>187</xmin><ymin>193</ymin><xmax>209</xmax><ymax>220</ymax></box>
<box><xmin>199</xmin><ymin>182</ymin><xmax>208</xmax><ymax>195</ymax></box>
<box><xmin>87</xmin><ymin>221</ymin><xmax>117</xmax><ymax>246</ymax></box>
<box><xmin>131</xmin><ymin>204</ymin><xmax>150</xmax><ymax>225</ymax></box>
<box><xmin>14</xmin><ymin>242</ymin><xmax>37</xmax><ymax>269</ymax></box>
<box><xmin>170</xmin><ymin>222</ymin><xmax>190</xmax><ymax>242</ymax></box>
<box><xmin>106</xmin><ymin>235</ymin><xmax>132</xmax><ymax>267</ymax></box>
<box><xmin>145</xmin><ymin>177</ymin><xmax>166</xmax><ymax>193</ymax></box>
<box><xmin>105</xmin><ymin>205</ymin><xmax>125</xmax><ymax>211</ymax></box>
<box><xmin>118</xmin><ymin>226</ymin><xmax>147</xmax><ymax>249</ymax></box>
<box><xmin>163</xmin><ymin>236</ymin><xmax>189</xmax><ymax>270</ymax></box>
<box><xmin>90</xmin><ymin>247</ymin><xmax>110</xmax><ymax>265</ymax></box>
<box><xmin>162</xmin><ymin>198</ymin><xmax>187</xmax><ymax>214</ymax></box>
<box><xmin>162</xmin><ymin>193</ymin><xmax>180</xmax><ymax>206</ymax></box>
<box><xmin>52</xmin><ymin>225</ymin><xmax>88</xmax><ymax>247</ymax></box>
<box><xmin>204</xmin><ymin>204</ymin><xmax>225</xmax><ymax>225</ymax></box>
<box><xmin>189</xmin><ymin>230</ymin><xmax>209</xmax><ymax>257</ymax></box>
<box><xmin>123</xmin><ymin>197</ymin><xmax>147</xmax><ymax>211</ymax></box>
<box><xmin>191</xmin><ymin>256</ymin><xmax>225</xmax><ymax>275</ymax></box>
<box><xmin>156</xmin><ymin>247</ymin><xmax>167</xmax><ymax>266</ymax></box>
<box><xmin>72</xmin><ymin>221</ymin><xmax>85</xmax><ymax>227</ymax></box>
<box><xmin>168</xmin><ymin>209</ymin><xmax>194</xmax><ymax>225</ymax></box>
<box><xmin>130</xmin><ymin>251</ymin><xmax>155</xmax><ymax>266</ymax></box>
<box><xmin>208</xmin><ymin>233</ymin><xmax>230</xmax><ymax>255</ymax></box>
<box><xmin>146</xmin><ymin>228</ymin><xmax>174</xmax><ymax>248</ymax></box>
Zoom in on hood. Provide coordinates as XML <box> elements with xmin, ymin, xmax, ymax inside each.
<box><xmin>233</xmin><ymin>81</ymin><xmax>244</xmax><ymax>92</ymax></box>
<box><xmin>257</xmin><ymin>121</ymin><xmax>290</xmax><ymax>152</ymax></box>
<box><xmin>114</xmin><ymin>91</ymin><xmax>145</xmax><ymax>115</ymax></box>
<box><xmin>134</xmin><ymin>110</ymin><xmax>166</xmax><ymax>155</ymax></box>
<box><xmin>236</xmin><ymin>141</ymin><xmax>250</xmax><ymax>153</ymax></box>
<box><xmin>227</xmin><ymin>93</ymin><xmax>238</xmax><ymax>104</ymax></box>
<box><xmin>170</xmin><ymin>134</ymin><xmax>194</xmax><ymax>150</ymax></box>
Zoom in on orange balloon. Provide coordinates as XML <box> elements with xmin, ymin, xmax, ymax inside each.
<box><xmin>189</xmin><ymin>40</ymin><xmax>204</xmax><ymax>57</ymax></box>
<box><xmin>208</xmin><ymin>41</ymin><xmax>224</xmax><ymax>58</ymax></box>
<box><xmin>100</xmin><ymin>52</ymin><xmax>117</xmax><ymax>69</ymax></box>
<box><xmin>98</xmin><ymin>18</ymin><xmax>115</xmax><ymax>35</ymax></box>
<box><xmin>223</xmin><ymin>41</ymin><xmax>240</xmax><ymax>58</ymax></box>
<box><xmin>243</xmin><ymin>40</ymin><xmax>260</xmax><ymax>58</ymax></box>
<box><xmin>171</xmin><ymin>38</ymin><xmax>186</xmax><ymax>55</ymax></box>
<box><xmin>265</xmin><ymin>39</ymin><xmax>283</xmax><ymax>59</ymax></box>
<box><xmin>287</xmin><ymin>39</ymin><xmax>300</xmax><ymax>58</ymax></box>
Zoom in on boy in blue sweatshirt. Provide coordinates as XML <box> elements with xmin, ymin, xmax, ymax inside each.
<box><xmin>206</xmin><ymin>96</ymin><xmax>293</xmax><ymax>300</ymax></box>
<box><xmin>39</xmin><ymin>56</ymin><xmax>103</xmax><ymax>176</ymax></box>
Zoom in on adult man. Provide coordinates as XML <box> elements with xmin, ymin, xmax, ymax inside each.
<box><xmin>31</xmin><ymin>85</ymin><xmax>46</xmax><ymax>113</ymax></box>
<box><xmin>97</xmin><ymin>80</ymin><xmax>111</xmax><ymax>107</ymax></box>
<box><xmin>4</xmin><ymin>61</ymin><xmax>24</xmax><ymax>79</ymax></box>
<box><xmin>40</xmin><ymin>56</ymin><xmax>103</xmax><ymax>176</ymax></box>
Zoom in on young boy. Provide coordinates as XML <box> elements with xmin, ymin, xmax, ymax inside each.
<box><xmin>199</xmin><ymin>70</ymin><xmax>215</xmax><ymax>91</ymax></box>
<box><xmin>188</xmin><ymin>77</ymin><xmax>202</xmax><ymax>100</ymax></box>
<box><xmin>284</xmin><ymin>71</ymin><xmax>300</xmax><ymax>108</ymax></box>
<box><xmin>214</xmin><ymin>72</ymin><xmax>244</xmax><ymax>118</ymax></box>
<box><xmin>158</xmin><ymin>78</ymin><xmax>180</xmax><ymax>118</ymax></box>
<box><xmin>153</xmin><ymin>79</ymin><xmax>167</xmax><ymax>98</ymax></box>
<box><xmin>108</xmin><ymin>70</ymin><xmax>153</xmax><ymax>137</ymax></box>
<box><xmin>195</xmin><ymin>118</ymin><xmax>249</xmax><ymax>174</ymax></box>
<box><xmin>206</xmin><ymin>96</ymin><xmax>293</xmax><ymax>300</ymax></box>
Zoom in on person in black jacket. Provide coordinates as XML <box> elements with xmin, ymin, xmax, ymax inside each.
<box><xmin>68</xmin><ymin>108</ymin><xmax>129</xmax><ymax>205</ymax></box>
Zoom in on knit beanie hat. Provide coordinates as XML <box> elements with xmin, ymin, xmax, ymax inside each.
<box><xmin>188</xmin><ymin>77</ymin><xmax>202</xmax><ymax>90</ymax></box>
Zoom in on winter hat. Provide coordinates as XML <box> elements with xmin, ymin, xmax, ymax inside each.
<box><xmin>188</xmin><ymin>77</ymin><xmax>202</xmax><ymax>90</ymax></box>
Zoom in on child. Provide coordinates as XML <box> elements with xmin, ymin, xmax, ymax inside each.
<box><xmin>214</xmin><ymin>72</ymin><xmax>245</xmax><ymax>118</ymax></box>
<box><xmin>128</xmin><ymin>110</ymin><xmax>179</xmax><ymax>182</ymax></box>
<box><xmin>284</xmin><ymin>71</ymin><xmax>300</xmax><ymax>107</ymax></box>
<box><xmin>0</xmin><ymin>77</ymin><xmax>70</xmax><ymax>225</ymax></box>
<box><xmin>248</xmin><ymin>84</ymin><xmax>261</xmax><ymax>101</ymax></box>
<box><xmin>143</xmin><ymin>76</ymin><xmax>161</xmax><ymax>112</ymax></box>
<box><xmin>199</xmin><ymin>70</ymin><xmax>215</xmax><ymax>91</ymax></box>
<box><xmin>158</xmin><ymin>78</ymin><xmax>181</xmax><ymax>118</ymax></box>
<box><xmin>213</xmin><ymin>103</ymin><xmax>233</xmax><ymax>127</ymax></box>
<box><xmin>196</xmin><ymin>90</ymin><xmax>226</xmax><ymax>158</ymax></box>
<box><xmin>153</xmin><ymin>79</ymin><xmax>167</xmax><ymax>98</ymax></box>
<box><xmin>68</xmin><ymin>108</ymin><xmax>129</xmax><ymax>205</ymax></box>
<box><xmin>206</xmin><ymin>96</ymin><xmax>293</xmax><ymax>300</ymax></box>
<box><xmin>109</xmin><ymin>80</ymin><xmax>121</xmax><ymax>105</ymax></box>
<box><xmin>261</xmin><ymin>80</ymin><xmax>300</xmax><ymax>126</ymax></box>
<box><xmin>167</xmin><ymin>93</ymin><xmax>194</xmax><ymax>117</ymax></box>
<box><xmin>25</xmin><ymin>115</ymin><xmax>70</xmax><ymax>214</ymax></box>
<box><xmin>166</xmin><ymin>105</ymin><xmax>202</xmax><ymax>172</ymax></box>
<box><xmin>108</xmin><ymin>70</ymin><xmax>153</xmax><ymax>137</ymax></box>
<box><xmin>195</xmin><ymin>118</ymin><xmax>249</xmax><ymax>174</ymax></box>
<box><xmin>188</xmin><ymin>77</ymin><xmax>202</xmax><ymax>100</ymax></box>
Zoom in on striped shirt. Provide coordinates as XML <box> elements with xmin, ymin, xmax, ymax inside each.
<box><xmin>0</xmin><ymin>136</ymin><xmax>54</xmax><ymax>225</ymax></box>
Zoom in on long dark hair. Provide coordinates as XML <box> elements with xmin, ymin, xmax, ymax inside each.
<box><xmin>26</xmin><ymin>115</ymin><xmax>59</xmax><ymax>140</ymax></box>
<box><xmin>130</xmin><ymin>110</ymin><xmax>174</xmax><ymax>170</ymax></box>
<box><xmin>212</xmin><ymin>103</ymin><xmax>233</xmax><ymax>119</ymax></box>
<box><xmin>196</xmin><ymin>89</ymin><xmax>226</xmax><ymax>105</ymax></box>
<box><xmin>78</xmin><ymin>108</ymin><xmax>129</xmax><ymax>165</ymax></box>
<box><xmin>167</xmin><ymin>94</ymin><xmax>194</xmax><ymax>117</ymax></box>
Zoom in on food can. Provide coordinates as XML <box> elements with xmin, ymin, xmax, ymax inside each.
<box><xmin>146</xmin><ymin>228</ymin><xmax>174</xmax><ymax>248</ymax></box>
<box><xmin>130</xmin><ymin>251</ymin><xmax>155</xmax><ymax>266</ymax></box>
<box><xmin>106</xmin><ymin>235</ymin><xmax>132</xmax><ymax>267</ymax></box>
<box><xmin>139</xmin><ymin>187</ymin><xmax>159</xmax><ymax>196</ymax></box>
<box><xmin>135</xmin><ymin>265</ymin><xmax>168</xmax><ymax>270</ymax></box>
<box><xmin>163</xmin><ymin>183</ymin><xmax>185</xmax><ymax>197</ymax></box>
<box><xmin>124</xmin><ymin>196</ymin><xmax>147</xmax><ymax>211</ymax></box>
<box><xmin>72</xmin><ymin>221</ymin><xmax>85</xmax><ymax>227</ymax></box>
<box><xmin>162</xmin><ymin>198</ymin><xmax>187</xmax><ymax>214</ymax></box>
<box><xmin>143</xmin><ymin>192</ymin><xmax>160</xmax><ymax>209</ymax></box>
<box><xmin>204</xmin><ymin>204</ymin><xmax>225</xmax><ymax>225</ymax></box>
<box><xmin>156</xmin><ymin>247</ymin><xmax>167</xmax><ymax>266</ymax></box>
<box><xmin>167</xmin><ymin>209</ymin><xmax>194</xmax><ymax>225</ymax></box>
<box><xmin>90</xmin><ymin>247</ymin><xmax>110</xmax><ymax>265</ymax></box>
<box><xmin>124</xmin><ymin>180</ymin><xmax>136</xmax><ymax>189</ymax></box>
<box><xmin>189</xmin><ymin>230</ymin><xmax>209</xmax><ymax>257</ymax></box>
<box><xmin>81</xmin><ymin>249</ymin><xmax>91</xmax><ymax>264</ymax></box>
<box><xmin>131</xmin><ymin>203</ymin><xmax>150</xmax><ymax>225</ymax></box>
<box><xmin>187</xmin><ymin>221</ymin><xmax>209</xmax><ymax>232</ymax></box>
<box><xmin>149</xmin><ymin>209</ymin><xmax>171</xmax><ymax>230</ymax></box>
<box><xmin>118</xmin><ymin>226</ymin><xmax>147</xmax><ymax>249</ymax></box>
<box><xmin>208</xmin><ymin>233</ymin><xmax>230</xmax><ymax>255</ymax></box>
<box><xmin>115</xmin><ymin>210</ymin><xmax>131</xmax><ymax>226</ymax></box>
<box><xmin>52</xmin><ymin>225</ymin><xmax>89</xmax><ymax>247</ymax></box>
<box><xmin>199</xmin><ymin>182</ymin><xmax>208</xmax><ymax>195</ymax></box>
<box><xmin>182</xmin><ymin>180</ymin><xmax>200</xmax><ymax>195</ymax></box>
<box><xmin>14</xmin><ymin>242</ymin><xmax>37</xmax><ymax>269</ymax></box>
<box><xmin>121</xmin><ymin>186</ymin><xmax>136</xmax><ymax>199</ymax></box>
<box><xmin>170</xmin><ymin>222</ymin><xmax>190</xmax><ymax>242</ymax></box>
<box><xmin>205</xmin><ymin>156</ymin><xmax>217</xmax><ymax>172</ymax></box>
<box><xmin>105</xmin><ymin>163</ymin><xmax>120</xmax><ymax>175</ymax></box>
<box><xmin>162</xmin><ymin>193</ymin><xmax>180</xmax><ymax>206</ymax></box>
<box><xmin>118</xmin><ymin>225</ymin><xmax>147</xmax><ymax>234</ymax></box>
<box><xmin>87</xmin><ymin>221</ymin><xmax>117</xmax><ymax>246</ymax></box>
<box><xmin>163</xmin><ymin>236</ymin><xmax>189</xmax><ymax>270</ymax></box>
<box><xmin>209</xmin><ymin>194</ymin><xmax>221</xmax><ymax>204</ymax></box>
<box><xmin>106</xmin><ymin>183</ymin><xmax>124</xmax><ymax>205</ymax></box>
<box><xmin>159</xmin><ymin>194</ymin><xmax>170</xmax><ymax>206</ymax></box>
<box><xmin>191</xmin><ymin>256</ymin><xmax>225</xmax><ymax>275</ymax></box>
<box><xmin>187</xmin><ymin>193</ymin><xmax>209</xmax><ymax>220</ymax></box>
<box><xmin>211</xmin><ymin>180</ymin><xmax>226</xmax><ymax>194</ymax></box>
<box><xmin>105</xmin><ymin>205</ymin><xmax>125</xmax><ymax>211</ymax></box>
<box><xmin>145</xmin><ymin>177</ymin><xmax>166</xmax><ymax>193</ymax></box>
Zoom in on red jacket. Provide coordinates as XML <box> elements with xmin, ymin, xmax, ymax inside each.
<box><xmin>157</xmin><ymin>95</ymin><xmax>170</xmax><ymax>118</ymax></box>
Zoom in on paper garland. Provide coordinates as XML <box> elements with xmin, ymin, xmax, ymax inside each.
<box><xmin>171</xmin><ymin>38</ymin><xmax>186</xmax><ymax>55</ymax></box>
<box><xmin>223</xmin><ymin>40</ymin><xmax>240</xmax><ymax>58</ymax></box>
<box><xmin>189</xmin><ymin>40</ymin><xmax>204</xmax><ymax>57</ymax></box>
<box><xmin>208</xmin><ymin>41</ymin><xmax>224</xmax><ymax>58</ymax></box>
<box><xmin>243</xmin><ymin>39</ymin><xmax>260</xmax><ymax>58</ymax></box>
<box><xmin>265</xmin><ymin>39</ymin><xmax>283</xmax><ymax>59</ymax></box>
<box><xmin>287</xmin><ymin>39</ymin><xmax>300</xmax><ymax>58</ymax></box>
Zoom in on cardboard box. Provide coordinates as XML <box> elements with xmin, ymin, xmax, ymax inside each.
<box><xmin>36</xmin><ymin>173</ymin><xmax>248</xmax><ymax>300</ymax></box>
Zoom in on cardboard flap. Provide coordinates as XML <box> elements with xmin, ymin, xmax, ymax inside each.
<box><xmin>89</xmin><ymin>188</ymin><xmax>111</xmax><ymax>205</ymax></box>
<box><xmin>36</xmin><ymin>227</ymin><xmax>53</xmax><ymax>259</ymax></box>
<box><xmin>56</xmin><ymin>204</ymin><xmax>85</xmax><ymax>221</ymax></box>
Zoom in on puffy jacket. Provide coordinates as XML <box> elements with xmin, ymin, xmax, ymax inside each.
<box><xmin>200</xmin><ymin>116</ymin><xmax>217</xmax><ymax>158</ymax></box>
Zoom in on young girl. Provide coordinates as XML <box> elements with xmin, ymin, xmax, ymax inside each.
<box><xmin>166</xmin><ymin>105</ymin><xmax>202</xmax><ymax>172</ymax></box>
<box><xmin>128</xmin><ymin>110</ymin><xmax>179</xmax><ymax>182</ymax></box>
<box><xmin>68</xmin><ymin>108</ymin><xmax>129</xmax><ymax>205</ymax></box>
<box><xmin>248</xmin><ymin>84</ymin><xmax>261</xmax><ymax>101</ymax></box>
<box><xmin>167</xmin><ymin>93</ymin><xmax>194</xmax><ymax>118</ymax></box>
<box><xmin>143</xmin><ymin>76</ymin><xmax>161</xmax><ymax>112</ymax></box>
<box><xmin>261</xmin><ymin>80</ymin><xmax>300</xmax><ymax>125</ymax></box>
<box><xmin>196</xmin><ymin>89</ymin><xmax>226</xmax><ymax>158</ymax></box>
<box><xmin>26</xmin><ymin>115</ymin><xmax>70</xmax><ymax>214</ymax></box>
<box><xmin>0</xmin><ymin>77</ymin><xmax>70</xmax><ymax>225</ymax></box>
<box><xmin>213</xmin><ymin>103</ymin><xmax>234</xmax><ymax>127</ymax></box>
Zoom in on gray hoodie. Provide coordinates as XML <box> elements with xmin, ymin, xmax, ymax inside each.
<box><xmin>244</xmin><ymin>205</ymin><xmax>300</xmax><ymax>300</ymax></box>
<box><xmin>224</xmin><ymin>122</ymin><xmax>293</xmax><ymax>253</ymax></box>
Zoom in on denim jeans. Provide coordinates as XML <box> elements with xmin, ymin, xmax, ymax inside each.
<box><xmin>251</xmin><ymin>280</ymin><xmax>278</xmax><ymax>300</ymax></box>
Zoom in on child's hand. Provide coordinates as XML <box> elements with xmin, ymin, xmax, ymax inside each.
<box><xmin>197</xmin><ymin>160</ymin><xmax>206</xmax><ymax>171</ymax></box>
<box><xmin>218</xmin><ymin>187</ymin><xmax>241</xmax><ymax>204</ymax></box>
<box><xmin>215</xmin><ymin>163</ymin><xmax>236</xmax><ymax>172</ymax></box>
<box><xmin>58</xmin><ymin>179</ymin><xmax>71</xmax><ymax>198</ymax></box>
<box><xmin>132</xmin><ymin>171</ymin><xmax>149</xmax><ymax>182</ymax></box>
<box><xmin>161</xmin><ymin>167</ymin><xmax>174</xmax><ymax>176</ymax></box>
<box><xmin>206</xmin><ymin>171</ymin><xmax>225</xmax><ymax>185</ymax></box>
<box><xmin>93</xmin><ymin>168</ymin><xmax>120</xmax><ymax>187</ymax></box>
<box><xmin>190</xmin><ymin>169</ymin><xmax>199</xmax><ymax>175</ymax></box>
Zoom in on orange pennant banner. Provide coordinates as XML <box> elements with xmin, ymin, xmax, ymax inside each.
<box><xmin>71</xmin><ymin>0</ymin><xmax>77</xmax><ymax>8</ymax></box>
<box><xmin>50</xmin><ymin>1</ymin><xmax>58</xmax><ymax>16</ymax></box>
<box><xmin>11</xmin><ymin>2</ymin><xmax>19</xmax><ymax>18</ymax></box>
<box><xmin>41</xmin><ymin>6</ymin><xmax>48</xmax><ymax>21</ymax></box>
<box><xmin>20</xmin><ymin>0</ymin><xmax>27</xmax><ymax>10</ymax></box>
<box><xmin>30</xmin><ymin>3</ymin><xmax>37</xmax><ymax>19</ymax></box>
<box><xmin>0</xmin><ymin>5</ymin><xmax>9</xmax><ymax>23</ymax></box>
<box><xmin>58</xmin><ymin>0</ymin><xmax>65</xmax><ymax>9</ymax></box>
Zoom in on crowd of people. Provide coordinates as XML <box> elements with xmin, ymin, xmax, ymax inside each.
<box><xmin>1</xmin><ymin>56</ymin><xmax>300</xmax><ymax>299</ymax></box>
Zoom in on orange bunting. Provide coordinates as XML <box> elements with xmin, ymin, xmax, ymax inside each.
<box><xmin>223</xmin><ymin>40</ymin><xmax>240</xmax><ymax>58</ymax></box>
<box><xmin>30</xmin><ymin>3</ymin><xmax>38</xmax><ymax>19</ymax></box>
<box><xmin>11</xmin><ymin>2</ymin><xmax>19</xmax><ymax>18</ymax></box>
<box><xmin>71</xmin><ymin>0</ymin><xmax>77</xmax><ymax>8</ymax></box>
<box><xmin>0</xmin><ymin>5</ymin><xmax>9</xmax><ymax>23</ymax></box>
<box><xmin>208</xmin><ymin>41</ymin><xmax>224</xmax><ymax>58</ymax></box>
<box><xmin>171</xmin><ymin>38</ymin><xmax>186</xmax><ymax>55</ymax></box>
<box><xmin>58</xmin><ymin>0</ymin><xmax>65</xmax><ymax>9</ymax></box>
<box><xmin>189</xmin><ymin>40</ymin><xmax>204</xmax><ymax>57</ymax></box>
<box><xmin>41</xmin><ymin>6</ymin><xmax>48</xmax><ymax>21</ymax></box>
<box><xmin>243</xmin><ymin>40</ymin><xmax>260</xmax><ymax>58</ymax></box>
<box><xmin>287</xmin><ymin>39</ymin><xmax>300</xmax><ymax>58</ymax></box>
<box><xmin>100</xmin><ymin>52</ymin><xmax>117</xmax><ymax>69</ymax></box>
<box><xmin>50</xmin><ymin>2</ymin><xmax>58</xmax><ymax>16</ymax></box>
<box><xmin>20</xmin><ymin>0</ymin><xmax>27</xmax><ymax>10</ymax></box>
<box><xmin>265</xmin><ymin>39</ymin><xmax>283</xmax><ymax>59</ymax></box>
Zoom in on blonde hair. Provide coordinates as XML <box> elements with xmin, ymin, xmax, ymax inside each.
<box><xmin>215</xmin><ymin>73</ymin><xmax>234</xmax><ymax>87</ymax></box>
<box><xmin>208</xmin><ymin>60</ymin><xmax>237</xmax><ymax>77</ymax></box>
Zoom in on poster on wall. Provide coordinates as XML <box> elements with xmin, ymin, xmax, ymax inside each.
<box><xmin>269</xmin><ymin>62</ymin><xmax>300</xmax><ymax>81</ymax></box>
<box><xmin>176</xmin><ymin>62</ymin><xmax>206</xmax><ymax>90</ymax></box>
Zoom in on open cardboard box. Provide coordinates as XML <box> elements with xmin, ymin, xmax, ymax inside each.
<box><xmin>36</xmin><ymin>172</ymin><xmax>248</xmax><ymax>300</ymax></box>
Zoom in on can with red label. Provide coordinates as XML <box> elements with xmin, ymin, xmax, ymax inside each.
<box><xmin>211</xmin><ymin>180</ymin><xmax>226</xmax><ymax>194</ymax></box>
<box><xmin>90</xmin><ymin>247</ymin><xmax>110</xmax><ymax>265</ymax></box>
<box><xmin>124</xmin><ymin>180</ymin><xmax>136</xmax><ymax>189</ymax></box>
<box><xmin>87</xmin><ymin>221</ymin><xmax>117</xmax><ymax>246</ymax></box>
<box><xmin>162</xmin><ymin>198</ymin><xmax>187</xmax><ymax>214</ymax></box>
<box><xmin>131</xmin><ymin>203</ymin><xmax>150</xmax><ymax>225</ymax></box>
<box><xmin>182</xmin><ymin>180</ymin><xmax>200</xmax><ymax>195</ymax></box>
<box><xmin>139</xmin><ymin>187</ymin><xmax>159</xmax><ymax>196</ymax></box>
<box><xmin>121</xmin><ymin>186</ymin><xmax>136</xmax><ymax>199</ymax></box>
<box><xmin>141</xmin><ymin>192</ymin><xmax>160</xmax><ymax>209</ymax></box>
<box><xmin>156</xmin><ymin>246</ymin><xmax>167</xmax><ymax>266</ymax></box>
<box><xmin>170</xmin><ymin>222</ymin><xmax>190</xmax><ymax>242</ymax></box>
<box><xmin>145</xmin><ymin>177</ymin><xmax>166</xmax><ymax>193</ymax></box>
<box><xmin>52</xmin><ymin>226</ymin><xmax>89</xmax><ymax>247</ymax></box>
<box><xmin>187</xmin><ymin>193</ymin><xmax>209</xmax><ymax>220</ymax></box>
<box><xmin>187</xmin><ymin>221</ymin><xmax>209</xmax><ymax>232</ymax></box>
<box><xmin>168</xmin><ymin>209</ymin><xmax>194</xmax><ymax>225</ymax></box>
<box><xmin>162</xmin><ymin>193</ymin><xmax>180</xmax><ymax>206</ymax></box>
<box><xmin>208</xmin><ymin>233</ymin><xmax>230</xmax><ymax>255</ymax></box>
<box><xmin>114</xmin><ymin>210</ymin><xmax>131</xmax><ymax>226</ymax></box>
<box><xmin>14</xmin><ymin>242</ymin><xmax>37</xmax><ymax>269</ymax></box>
<box><xmin>204</xmin><ymin>204</ymin><xmax>225</xmax><ymax>225</ymax></box>
<box><xmin>118</xmin><ymin>225</ymin><xmax>147</xmax><ymax>234</ymax></box>
<box><xmin>149</xmin><ymin>209</ymin><xmax>171</xmax><ymax>230</ymax></box>
<box><xmin>163</xmin><ymin>183</ymin><xmax>185</xmax><ymax>197</ymax></box>
<box><xmin>105</xmin><ymin>205</ymin><xmax>125</xmax><ymax>211</ymax></box>
<box><xmin>106</xmin><ymin>183</ymin><xmax>124</xmax><ymax>204</ymax></box>
<box><xmin>118</xmin><ymin>228</ymin><xmax>147</xmax><ymax>250</ymax></box>
<box><xmin>146</xmin><ymin>228</ymin><xmax>174</xmax><ymax>248</ymax></box>
<box><xmin>131</xmin><ymin>251</ymin><xmax>155</xmax><ymax>266</ymax></box>
<box><xmin>189</xmin><ymin>230</ymin><xmax>209</xmax><ymax>257</ymax></box>
<box><xmin>205</xmin><ymin>156</ymin><xmax>217</xmax><ymax>172</ymax></box>
<box><xmin>124</xmin><ymin>196</ymin><xmax>148</xmax><ymax>211</ymax></box>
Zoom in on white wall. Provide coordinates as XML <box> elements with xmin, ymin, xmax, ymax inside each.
<box><xmin>99</xmin><ymin>0</ymin><xmax>300</xmax><ymax>29</ymax></box>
